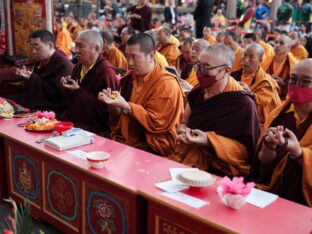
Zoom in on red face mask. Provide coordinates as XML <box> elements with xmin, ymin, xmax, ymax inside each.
<box><xmin>288</xmin><ymin>84</ymin><xmax>312</xmax><ymax>104</ymax></box>
<box><xmin>197</xmin><ymin>70</ymin><xmax>218</xmax><ymax>88</ymax></box>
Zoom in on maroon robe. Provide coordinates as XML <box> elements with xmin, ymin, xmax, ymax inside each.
<box><xmin>250</xmin><ymin>102</ymin><xmax>312</xmax><ymax>206</ymax></box>
<box><xmin>129</xmin><ymin>5</ymin><xmax>152</xmax><ymax>32</ymax></box>
<box><xmin>187</xmin><ymin>87</ymin><xmax>260</xmax><ymax>167</ymax></box>
<box><xmin>60</xmin><ymin>55</ymin><xmax>119</xmax><ymax>134</ymax></box>
<box><xmin>8</xmin><ymin>50</ymin><xmax>73</xmax><ymax>115</ymax></box>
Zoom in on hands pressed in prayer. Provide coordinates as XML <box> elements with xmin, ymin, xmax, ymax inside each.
<box><xmin>178</xmin><ymin>128</ymin><xmax>209</xmax><ymax>147</ymax></box>
<box><xmin>238</xmin><ymin>82</ymin><xmax>253</xmax><ymax>96</ymax></box>
<box><xmin>260</xmin><ymin>125</ymin><xmax>302</xmax><ymax>164</ymax></box>
<box><xmin>98</xmin><ymin>88</ymin><xmax>131</xmax><ymax>111</ymax></box>
<box><xmin>15</xmin><ymin>66</ymin><xmax>33</xmax><ymax>79</ymax></box>
<box><xmin>60</xmin><ymin>76</ymin><xmax>80</xmax><ymax>91</ymax></box>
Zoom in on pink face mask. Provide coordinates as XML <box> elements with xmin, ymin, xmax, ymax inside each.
<box><xmin>288</xmin><ymin>84</ymin><xmax>312</xmax><ymax>104</ymax></box>
<box><xmin>197</xmin><ymin>70</ymin><xmax>218</xmax><ymax>88</ymax></box>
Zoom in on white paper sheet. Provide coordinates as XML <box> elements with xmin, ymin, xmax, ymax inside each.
<box><xmin>68</xmin><ymin>149</ymin><xmax>87</xmax><ymax>160</ymax></box>
<box><xmin>155</xmin><ymin>180</ymin><xmax>188</xmax><ymax>193</ymax></box>
<box><xmin>162</xmin><ymin>191</ymin><xmax>208</xmax><ymax>209</ymax></box>
<box><xmin>169</xmin><ymin>168</ymin><xmax>198</xmax><ymax>185</ymax></box>
<box><xmin>246</xmin><ymin>188</ymin><xmax>278</xmax><ymax>208</ymax></box>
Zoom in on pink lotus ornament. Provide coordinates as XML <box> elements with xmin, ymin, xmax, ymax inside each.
<box><xmin>217</xmin><ymin>177</ymin><xmax>255</xmax><ymax>210</ymax></box>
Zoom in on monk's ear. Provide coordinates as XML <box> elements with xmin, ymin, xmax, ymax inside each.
<box><xmin>94</xmin><ymin>44</ymin><xmax>101</xmax><ymax>53</ymax></box>
<box><xmin>225</xmin><ymin>66</ymin><xmax>232</xmax><ymax>74</ymax></box>
<box><xmin>149</xmin><ymin>50</ymin><xmax>156</xmax><ymax>61</ymax></box>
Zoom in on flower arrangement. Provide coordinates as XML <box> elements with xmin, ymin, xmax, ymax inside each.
<box><xmin>36</xmin><ymin>111</ymin><xmax>55</xmax><ymax>120</ymax></box>
<box><xmin>217</xmin><ymin>177</ymin><xmax>255</xmax><ymax>210</ymax></box>
<box><xmin>0</xmin><ymin>197</ymin><xmax>38</xmax><ymax>234</ymax></box>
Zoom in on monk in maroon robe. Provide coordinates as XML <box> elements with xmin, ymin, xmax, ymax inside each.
<box><xmin>3</xmin><ymin>30</ymin><xmax>73</xmax><ymax>115</ymax></box>
<box><xmin>60</xmin><ymin>30</ymin><xmax>119</xmax><ymax>134</ymax></box>
<box><xmin>250</xmin><ymin>59</ymin><xmax>312</xmax><ymax>207</ymax></box>
<box><xmin>128</xmin><ymin>0</ymin><xmax>152</xmax><ymax>32</ymax></box>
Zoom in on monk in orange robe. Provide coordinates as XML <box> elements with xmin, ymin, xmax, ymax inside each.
<box><xmin>157</xmin><ymin>26</ymin><xmax>181</xmax><ymax>67</ymax></box>
<box><xmin>250</xmin><ymin>59</ymin><xmax>312</xmax><ymax>207</ymax></box>
<box><xmin>145</xmin><ymin>29</ymin><xmax>169</xmax><ymax>67</ymax></box>
<box><xmin>99</xmin><ymin>33</ymin><xmax>184</xmax><ymax>156</ymax></box>
<box><xmin>203</xmin><ymin>27</ymin><xmax>216</xmax><ymax>45</ymax></box>
<box><xmin>255</xmin><ymin>29</ymin><xmax>275</xmax><ymax>61</ymax></box>
<box><xmin>101</xmin><ymin>30</ymin><xmax>128</xmax><ymax>70</ymax></box>
<box><xmin>289</xmin><ymin>31</ymin><xmax>309</xmax><ymax>61</ymax></box>
<box><xmin>232</xmin><ymin>43</ymin><xmax>281</xmax><ymax>129</ymax></box>
<box><xmin>168</xmin><ymin>44</ymin><xmax>260</xmax><ymax>176</ymax></box>
<box><xmin>262</xmin><ymin>35</ymin><xmax>298</xmax><ymax>99</ymax></box>
<box><xmin>223</xmin><ymin>30</ymin><xmax>244</xmax><ymax>72</ymax></box>
<box><xmin>180</xmin><ymin>39</ymin><xmax>209</xmax><ymax>88</ymax></box>
<box><xmin>56</xmin><ymin>21</ymin><xmax>73</xmax><ymax>58</ymax></box>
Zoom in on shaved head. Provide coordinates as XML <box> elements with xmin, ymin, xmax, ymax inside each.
<box><xmin>78</xmin><ymin>29</ymin><xmax>103</xmax><ymax>49</ymax></box>
<box><xmin>145</xmin><ymin>29</ymin><xmax>158</xmax><ymax>45</ymax></box>
<box><xmin>203</xmin><ymin>44</ymin><xmax>234</xmax><ymax>67</ymax></box>
<box><xmin>190</xmin><ymin>39</ymin><xmax>210</xmax><ymax>63</ymax></box>
<box><xmin>245</xmin><ymin>43</ymin><xmax>265</xmax><ymax>59</ymax></box>
<box><xmin>158</xmin><ymin>26</ymin><xmax>171</xmax><ymax>36</ymax></box>
<box><xmin>127</xmin><ymin>32</ymin><xmax>155</xmax><ymax>54</ymax></box>
<box><xmin>293</xmin><ymin>59</ymin><xmax>312</xmax><ymax>75</ymax></box>
<box><xmin>101</xmin><ymin>30</ymin><xmax>114</xmax><ymax>44</ymax></box>
<box><xmin>274</xmin><ymin>35</ymin><xmax>292</xmax><ymax>55</ymax></box>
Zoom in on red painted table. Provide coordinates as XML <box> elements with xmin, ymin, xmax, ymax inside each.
<box><xmin>0</xmin><ymin>118</ymin><xmax>184</xmax><ymax>233</ymax></box>
<box><xmin>138</xmin><ymin>176</ymin><xmax>312</xmax><ymax>234</ymax></box>
<box><xmin>1</xmin><ymin>118</ymin><xmax>312</xmax><ymax>234</ymax></box>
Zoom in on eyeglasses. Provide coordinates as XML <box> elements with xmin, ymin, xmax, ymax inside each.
<box><xmin>289</xmin><ymin>76</ymin><xmax>312</xmax><ymax>88</ymax></box>
<box><xmin>198</xmin><ymin>63</ymin><xmax>227</xmax><ymax>75</ymax></box>
<box><xmin>30</xmin><ymin>43</ymin><xmax>45</xmax><ymax>50</ymax></box>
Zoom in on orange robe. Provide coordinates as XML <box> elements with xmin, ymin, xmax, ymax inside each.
<box><xmin>261</xmin><ymin>53</ymin><xmax>298</xmax><ymax>99</ymax></box>
<box><xmin>290</xmin><ymin>45</ymin><xmax>309</xmax><ymax>61</ymax></box>
<box><xmin>104</xmin><ymin>46</ymin><xmax>128</xmax><ymax>70</ymax></box>
<box><xmin>232</xmin><ymin>47</ymin><xmax>244</xmax><ymax>72</ymax></box>
<box><xmin>56</xmin><ymin>26</ymin><xmax>73</xmax><ymax>57</ymax></box>
<box><xmin>253</xmin><ymin>100</ymin><xmax>312</xmax><ymax>207</ymax></box>
<box><xmin>158</xmin><ymin>43</ymin><xmax>181</xmax><ymax>67</ymax></box>
<box><xmin>168</xmin><ymin>77</ymin><xmax>260</xmax><ymax>176</ymax></box>
<box><xmin>259</xmin><ymin>40</ymin><xmax>275</xmax><ymax>61</ymax></box>
<box><xmin>111</xmin><ymin>63</ymin><xmax>184</xmax><ymax>156</ymax></box>
<box><xmin>239</xmin><ymin>67</ymin><xmax>281</xmax><ymax>126</ymax></box>
<box><xmin>71</xmin><ymin>24</ymin><xmax>82</xmax><ymax>41</ymax></box>
<box><xmin>168</xmin><ymin>35</ymin><xmax>180</xmax><ymax>48</ymax></box>
<box><xmin>205</xmin><ymin>35</ymin><xmax>216</xmax><ymax>45</ymax></box>
<box><xmin>155</xmin><ymin>51</ymin><xmax>169</xmax><ymax>67</ymax></box>
<box><xmin>185</xmin><ymin>66</ymin><xmax>198</xmax><ymax>86</ymax></box>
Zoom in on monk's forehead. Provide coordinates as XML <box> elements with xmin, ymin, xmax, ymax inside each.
<box><xmin>293</xmin><ymin>62</ymin><xmax>312</xmax><ymax>79</ymax></box>
<box><xmin>276</xmin><ymin>35</ymin><xmax>291</xmax><ymax>44</ymax></box>
<box><xmin>199</xmin><ymin>51</ymin><xmax>224</xmax><ymax>64</ymax></box>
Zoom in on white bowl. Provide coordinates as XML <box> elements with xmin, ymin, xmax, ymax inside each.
<box><xmin>86</xmin><ymin>151</ymin><xmax>110</xmax><ymax>168</ymax></box>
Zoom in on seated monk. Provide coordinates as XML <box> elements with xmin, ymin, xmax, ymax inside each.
<box><xmin>101</xmin><ymin>30</ymin><xmax>128</xmax><ymax>70</ymax></box>
<box><xmin>250</xmin><ymin>59</ymin><xmax>312</xmax><ymax>207</ymax></box>
<box><xmin>262</xmin><ymin>35</ymin><xmax>298</xmax><ymax>100</ymax></box>
<box><xmin>168</xmin><ymin>44</ymin><xmax>260</xmax><ymax>177</ymax></box>
<box><xmin>176</xmin><ymin>37</ymin><xmax>194</xmax><ymax>75</ymax></box>
<box><xmin>157</xmin><ymin>26</ymin><xmax>181</xmax><ymax>67</ymax></box>
<box><xmin>60</xmin><ymin>30</ymin><xmax>119</xmax><ymax>134</ymax></box>
<box><xmin>254</xmin><ymin>28</ymin><xmax>275</xmax><ymax>62</ymax></box>
<box><xmin>119</xmin><ymin>27</ymin><xmax>135</xmax><ymax>55</ymax></box>
<box><xmin>56</xmin><ymin>21</ymin><xmax>73</xmax><ymax>58</ymax></box>
<box><xmin>145</xmin><ymin>29</ymin><xmax>169</xmax><ymax>67</ymax></box>
<box><xmin>178</xmin><ymin>27</ymin><xmax>193</xmax><ymax>44</ymax></box>
<box><xmin>9</xmin><ymin>30</ymin><xmax>73</xmax><ymax>115</ymax></box>
<box><xmin>231</xmin><ymin>43</ymin><xmax>281</xmax><ymax>128</ymax></box>
<box><xmin>180</xmin><ymin>39</ymin><xmax>209</xmax><ymax>88</ymax></box>
<box><xmin>203</xmin><ymin>27</ymin><xmax>216</xmax><ymax>45</ymax></box>
<box><xmin>289</xmin><ymin>31</ymin><xmax>309</xmax><ymax>61</ymax></box>
<box><xmin>223</xmin><ymin>30</ymin><xmax>244</xmax><ymax>72</ymax></box>
<box><xmin>98</xmin><ymin>33</ymin><xmax>184</xmax><ymax>156</ymax></box>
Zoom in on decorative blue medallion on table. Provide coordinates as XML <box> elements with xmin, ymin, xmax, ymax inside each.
<box><xmin>13</xmin><ymin>154</ymin><xmax>38</xmax><ymax>200</ymax></box>
<box><xmin>47</xmin><ymin>170</ymin><xmax>78</xmax><ymax>221</ymax></box>
<box><xmin>87</xmin><ymin>191</ymin><xmax>126</xmax><ymax>234</ymax></box>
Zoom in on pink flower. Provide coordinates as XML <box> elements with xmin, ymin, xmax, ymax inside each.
<box><xmin>36</xmin><ymin>111</ymin><xmax>43</xmax><ymax>118</ymax></box>
<box><xmin>47</xmin><ymin>111</ymin><xmax>55</xmax><ymax>119</ymax></box>
<box><xmin>218</xmin><ymin>176</ymin><xmax>255</xmax><ymax>196</ymax></box>
<box><xmin>116</xmin><ymin>74</ymin><xmax>122</xmax><ymax>81</ymax></box>
<box><xmin>3</xmin><ymin>229</ymin><xmax>14</xmax><ymax>234</ymax></box>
